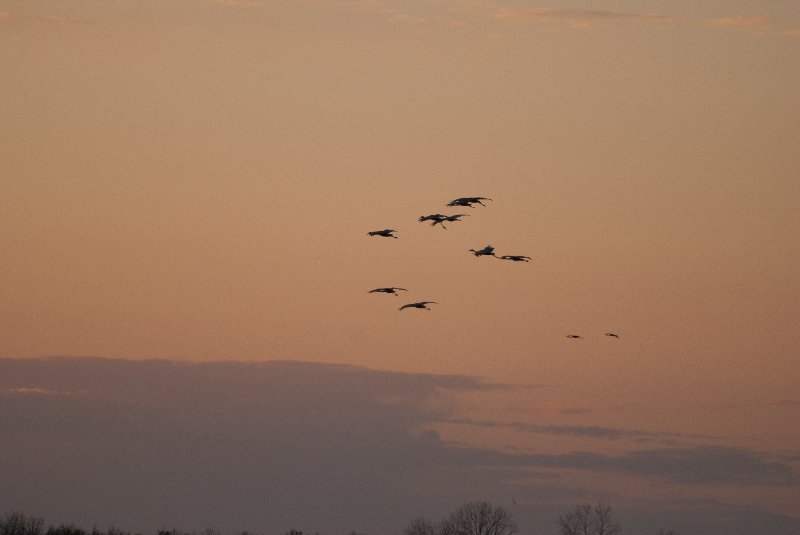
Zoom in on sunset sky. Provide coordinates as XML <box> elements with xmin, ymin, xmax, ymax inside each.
<box><xmin>2</xmin><ymin>1</ymin><xmax>800</xmax><ymax>534</ymax></box>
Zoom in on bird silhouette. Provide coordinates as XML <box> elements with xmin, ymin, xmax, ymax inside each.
<box><xmin>468</xmin><ymin>245</ymin><xmax>496</xmax><ymax>257</ymax></box>
<box><xmin>399</xmin><ymin>301</ymin><xmax>438</xmax><ymax>311</ymax></box>
<box><xmin>419</xmin><ymin>214</ymin><xmax>448</xmax><ymax>229</ymax></box>
<box><xmin>432</xmin><ymin>214</ymin><xmax>469</xmax><ymax>229</ymax></box>
<box><xmin>368</xmin><ymin>287</ymin><xmax>408</xmax><ymax>296</ymax></box>
<box><xmin>605</xmin><ymin>332</ymin><xmax>620</xmax><ymax>339</ymax></box>
<box><xmin>419</xmin><ymin>214</ymin><xmax>447</xmax><ymax>223</ymax></box>
<box><xmin>499</xmin><ymin>255</ymin><xmax>531</xmax><ymax>262</ymax></box>
<box><xmin>566</xmin><ymin>335</ymin><xmax>583</xmax><ymax>339</ymax></box>
<box><xmin>447</xmin><ymin>197</ymin><xmax>492</xmax><ymax>208</ymax></box>
<box><xmin>367</xmin><ymin>229</ymin><xmax>398</xmax><ymax>239</ymax></box>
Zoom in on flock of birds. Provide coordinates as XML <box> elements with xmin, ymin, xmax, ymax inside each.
<box><xmin>367</xmin><ymin>196</ymin><xmax>619</xmax><ymax>340</ymax></box>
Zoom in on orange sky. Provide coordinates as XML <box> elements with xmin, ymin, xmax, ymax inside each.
<box><xmin>2</xmin><ymin>1</ymin><xmax>799</xmax><ymax>533</ymax></box>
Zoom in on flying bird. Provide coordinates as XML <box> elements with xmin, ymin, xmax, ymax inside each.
<box><xmin>605</xmin><ymin>332</ymin><xmax>620</xmax><ymax>339</ymax></box>
<box><xmin>468</xmin><ymin>245</ymin><xmax>496</xmax><ymax>257</ymax></box>
<box><xmin>419</xmin><ymin>214</ymin><xmax>448</xmax><ymax>228</ymax></box>
<box><xmin>367</xmin><ymin>229</ymin><xmax>398</xmax><ymax>239</ymax></box>
<box><xmin>438</xmin><ymin>213</ymin><xmax>469</xmax><ymax>225</ymax></box>
<box><xmin>399</xmin><ymin>301</ymin><xmax>438</xmax><ymax>311</ymax></box>
<box><xmin>419</xmin><ymin>214</ymin><xmax>447</xmax><ymax>223</ymax></box>
<box><xmin>368</xmin><ymin>287</ymin><xmax>408</xmax><ymax>296</ymax></box>
<box><xmin>499</xmin><ymin>255</ymin><xmax>531</xmax><ymax>262</ymax></box>
<box><xmin>566</xmin><ymin>335</ymin><xmax>583</xmax><ymax>339</ymax></box>
<box><xmin>447</xmin><ymin>197</ymin><xmax>492</xmax><ymax>208</ymax></box>
<box><xmin>430</xmin><ymin>213</ymin><xmax>470</xmax><ymax>229</ymax></box>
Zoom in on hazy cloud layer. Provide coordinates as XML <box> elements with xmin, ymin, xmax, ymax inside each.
<box><xmin>0</xmin><ymin>357</ymin><xmax>510</xmax><ymax>534</ymax></box>
<box><xmin>0</xmin><ymin>10</ymin><xmax>84</xmax><ymax>25</ymax></box>
<box><xmin>706</xmin><ymin>16</ymin><xmax>770</xmax><ymax>28</ymax></box>
<box><xmin>514</xmin><ymin>446</ymin><xmax>800</xmax><ymax>486</ymax></box>
<box><xmin>209</xmin><ymin>0</ymin><xmax>260</xmax><ymax>6</ymax></box>
<box><xmin>491</xmin><ymin>7</ymin><xmax>670</xmax><ymax>27</ymax></box>
<box><xmin>1</xmin><ymin>357</ymin><xmax>799</xmax><ymax>535</ymax></box>
<box><xmin>445</xmin><ymin>417</ymin><xmax>720</xmax><ymax>443</ymax></box>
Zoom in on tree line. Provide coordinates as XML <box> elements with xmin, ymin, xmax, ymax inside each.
<box><xmin>2</xmin><ymin>502</ymin><xmax>682</xmax><ymax>535</ymax></box>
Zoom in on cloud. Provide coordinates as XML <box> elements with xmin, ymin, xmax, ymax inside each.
<box><xmin>0</xmin><ymin>357</ymin><xmax>508</xmax><ymax>534</ymax></box>
<box><xmin>706</xmin><ymin>16</ymin><xmax>770</xmax><ymax>28</ymax></box>
<box><xmin>0</xmin><ymin>10</ymin><xmax>84</xmax><ymax>25</ymax></box>
<box><xmin>491</xmin><ymin>7</ymin><xmax>670</xmax><ymax>28</ymax></box>
<box><xmin>444</xmin><ymin>417</ymin><xmax>720</xmax><ymax>443</ymax></box>
<box><xmin>2</xmin><ymin>357</ymin><xmax>798</xmax><ymax>535</ymax></box>
<box><xmin>209</xmin><ymin>0</ymin><xmax>260</xmax><ymax>6</ymax></box>
<box><xmin>569</xmin><ymin>446</ymin><xmax>800</xmax><ymax>486</ymax></box>
<box><xmin>437</xmin><ymin>443</ymin><xmax>800</xmax><ymax>487</ymax></box>
<box><xmin>704</xmin><ymin>16</ymin><xmax>773</xmax><ymax>35</ymax></box>
<box><xmin>622</xmin><ymin>500</ymin><xmax>800</xmax><ymax>535</ymax></box>
<box><xmin>3</xmin><ymin>386</ymin><xmax>85</xmax><ymax>396</ymax></box>
<box><xmin>713</xmin><ymin>399</ymin><xmax>799</xmax><ymax>411</ymax></box>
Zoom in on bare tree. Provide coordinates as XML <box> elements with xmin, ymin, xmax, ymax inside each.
<box><xmin>45</xmin><ymin>525</ymin><xmax>86</xmax><ymax>535</ymax></box>
<box><xmin>403</xmin><ymin>518</ymin><xmax>438</xmax><ymax>535</ymax></box>
<box><xmin>592</xmin><ymin>503</ymin><xmax>620</xmax><ymax>535</ymax></box>
<box><xmin>557</xmin><ymin>504</ymin><xmax>592</xmax><ymax>535</ymax></box>
<box><xmin>557</xmin><ymin>503</ymin><xmax>621</xmax><ymax>535</ymax></box>
<box><xmin>439</xmin><ymin>501</ymin><xmax>517</xmax><ymax>535</ymax></box>
<box><xmin>1</xmin><ymin>512</ymin><xmax>44</xmax><ymax>535</ymax></box>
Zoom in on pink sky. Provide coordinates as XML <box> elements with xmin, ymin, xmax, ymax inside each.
<box><xmin>2</xmin><ymin>1</ymin><xmax>799</xmax><ymax>533</ymax></box>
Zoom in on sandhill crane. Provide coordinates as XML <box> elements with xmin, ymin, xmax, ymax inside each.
<box><xmin>419</xmin><ymin>214</ymin><xmax>448</xmax><ymax>229</ymax></box>
<box><xmin>566</xmin><ymin>335</ymin><xmax>583</xmax><ymax>339</ymax></box>
<box><xmin>369</xmin><ymin>287</ymin><xmax>408</xmax><ymax>296</ymax></box>
<box><xmin>499</xmin><ymin>255</ymin><xmax>531</xmax><ymax>262</ymax></box>
<box><xmin>447</xmin><ymin>197</ymin><xmax>492</xmax><ymax>208</ymax></box>
<box><xmin>399</xmin><ymin>301</ymin><xmax>438</xmax><ymax>311</ymax></box>
<box><xmin>605</xmin><ymin>332</ymin><xmax>620</xmax><ymax>339</ymax></box>
<box><xmin>367</xmin><ymin>229</ymin><xmax>398</xmax><ymax>239</ymax></box>
<box><xmin>432</xmin><ymin>214</ymin><xmax>469</xmax><ymax>229</ymax></box>
<box><xmin>468</xmin><ymin>245</ymin><xmax>496</xmax><ymax>257</ymax></box>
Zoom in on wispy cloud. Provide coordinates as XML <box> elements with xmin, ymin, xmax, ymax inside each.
<box><xmin>3</xmin><ymin>386</ymin><xmax>86</xmax><ymax>396</ymax></box>
<box><xmin>713</xmin><ymin>399</ymin><xmax>799</xmax><ymax>411</ymax></box>
<box><xmin>595</xmin><ymin>445</ymin><xmax>798</xmax><ymax>486</ymax></box>
<box><xmin>704</xmin><ymin>16</ymin><xmax>773</xmax><ymax>35</ymax></box>
<box><xmin>445</xmin><ymin>417</ymin><xmax>720</xmax><ymax>443</ymax></box>
<box><xmin>447</xmin><ymin>444</ymin><xmax>800</xmax><ymax>487</ymax></box>
<box><xmin>706</xmin><ymin>16</ymin><xmax>770</xmax><ymax>28</ymax></box>
<box><xmin>491</xmin><ymin>7</ymin><xmax>670</xmax><ymax>28</ymax></box>
<box><xmin>0</xmin><ymin>10</ymin><xmax>84</xmax><ymax>25</ymax></box>
<box><xmin>208</xmin><ymin>0</ymin><xmax>260</xmax><ymax>7</ymax></box>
